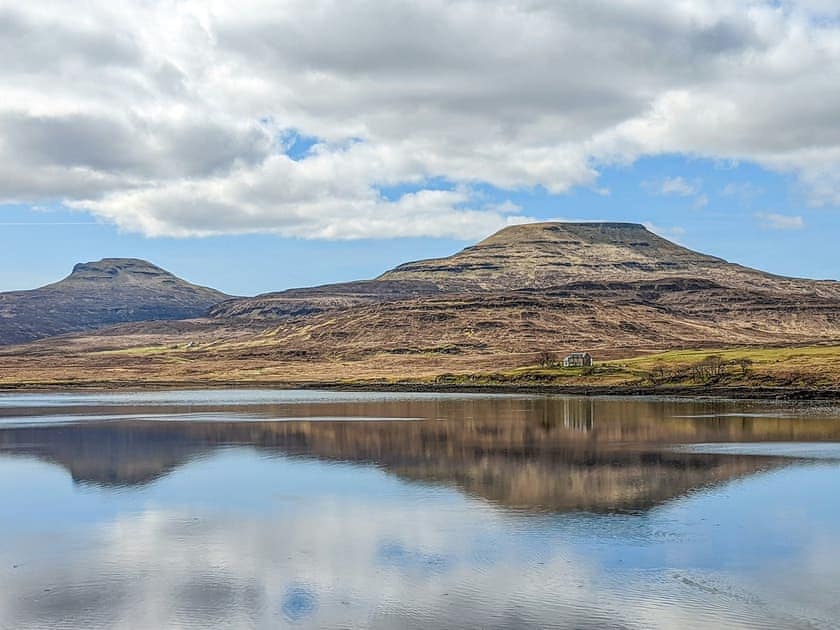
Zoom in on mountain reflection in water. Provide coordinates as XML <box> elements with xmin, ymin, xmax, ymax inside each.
<box><xmin>1</xmin><ymin>391</ymin><xmax>840</xmax><ymax>629</ymax></box>
<box><xmin>1</xmin><ymin>394</ymin><xmax>839</xmax><ymax>512</ymax></box>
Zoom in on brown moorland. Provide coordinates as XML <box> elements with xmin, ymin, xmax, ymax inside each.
<box><xmin>1</xmin><ymin>222</ymin><xmax>839</xmax><ymax>392</ymax></box>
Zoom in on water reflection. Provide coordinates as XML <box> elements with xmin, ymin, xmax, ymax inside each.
<box><xmin>0</xmin><ymin>392</ymin><xmax>839</xmax><ymax>628</ymax></box>
<box><xmin>2</xmin><ymin>395</ymin><xmax>839</xmax><ymax>512</ymax></box>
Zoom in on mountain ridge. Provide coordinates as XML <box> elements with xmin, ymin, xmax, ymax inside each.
<box><xmin>210</xmin><ymin>221</ymin><xmax>840</xmax><ymax>320</ymax></box>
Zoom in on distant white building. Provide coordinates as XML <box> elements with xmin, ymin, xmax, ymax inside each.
<box><xmin>563</xmin><ymin>352</ymin><xmax>593</xmax><ymax>368</ymax></box>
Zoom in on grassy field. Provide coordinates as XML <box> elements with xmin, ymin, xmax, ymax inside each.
<box><xmin>483</xmin><ymin>345</ymin><xmax>840</xmax><ymax>389</ymax></box>
<box><xmin>2</xmin><ymin>337</ymin><xmax>839</xmax><ymax>393</ymax></box>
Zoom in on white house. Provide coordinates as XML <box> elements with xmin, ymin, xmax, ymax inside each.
<box><xmin>563</xmin><ymin>352</ymin><xmax>593</xmax><ymax>367</ymax></box>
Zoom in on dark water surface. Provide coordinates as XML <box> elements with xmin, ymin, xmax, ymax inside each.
<box><xmin>1</xmin><ymin>390</ymin><xmax>839</xmax><ymax>629</ymax></box>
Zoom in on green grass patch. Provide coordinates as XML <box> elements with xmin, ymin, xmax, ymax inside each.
<box><xmin>610</xmin><ymin>345</ymin><xmax>840</xmax><ymax>369</ymax></box>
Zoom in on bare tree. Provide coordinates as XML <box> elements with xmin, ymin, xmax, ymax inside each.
<box><xmin>537</xmin><ymin>350</ymin><xmax>557</xmax><ymax>367</ymax></box>
<box><xmin>691</xmin><ymin>354</ymin><xmax>727</xmax><ymax>381</ymax></box>
<box><xmin>704</xmin><ymin>354</ymin><xmax>726</xmax><ymax>377</ymax></box>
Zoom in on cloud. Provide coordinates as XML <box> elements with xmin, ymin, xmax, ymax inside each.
<box><xmin>0</xmin><ymin>1</ymin><xmax>839</xmax><ymax>238</ymax></box>
<box><xmin>692</xmin><ymin>194</ymin><xmax>709</xmax><ymax>209</ymax></box>
<box><xmin>722</xmin><ymin>181</ymin><xmax>764</xmax><ymax>201</ymax></box>
<box><xmin>755</xmin><ymin>212</ymin><xmax>804</xmax><ymax>229</ymax></box>
<box><xmin>71</xmin><ymin>148</ymin><xmax>535</xmax><ymax>239</ymax></box>
<box><xmin>642</xmin><ymin>221</ymin><xmax>687</xmax><ymax>240</ymax></box>
<box><xmin>647</xmin><ymin>177</ymin><xmax>701</xmax><ymax>197</ymax></box>
<box><xmin>643</xmin><ymin>176</ymin><xmax>707</xmax><ymax>209</ymax></box>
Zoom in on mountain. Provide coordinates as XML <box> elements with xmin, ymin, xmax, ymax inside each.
<box><xmin>210</xmin><ymin>222</ymin><xmax>840</xmax><ymax>320</ymax></box>
<box><xmin>382</xmin><ymin>222</ymin><xmax>740</xmax><ymax>289</ymax></box>
<box><xmin>196</xmin><ymin>222</ymin><xmax>840</xmax><ymax>374</ymax></box>
<box><xmin>2</xmin><ymin>222</ymin><xmax>839</xmax><ymax>388</ymax></box>
<box><xmin>379</xmin><ymin>222</ymin><xmax>839</xmax><ymax>294</ymax></box>
<box><xmin>0</xmin><ymin>258</ymin><xmax>230</xmax><ymax>345</ymax></box>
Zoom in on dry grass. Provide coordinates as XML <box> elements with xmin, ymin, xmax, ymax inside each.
<box><xmin>2</xmin><ymin>336</ymin><xmax>840</xmax><ymax>391</ymax></box>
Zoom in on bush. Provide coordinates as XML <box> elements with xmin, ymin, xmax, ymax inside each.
<box><xmin>690</xmin><ymin>354</ymin><xmax>727</xmax><ymax>381</ymax></box>
<box><xmin>736</xmin><ymin>357</ymin><xmax>754</xmax><ymax>376</ymax></box>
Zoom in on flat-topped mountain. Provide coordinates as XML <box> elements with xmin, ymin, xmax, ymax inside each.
<box><xmin>211</xmin><ymin>222</ymin><xmax>840</xmax><ymax>320</ymax></box>
<box><xmin>380</xmin><ymin>222</ymin><xmax>837</xmax><ymax>295</ymax></box>
<box><xmin>383</xmin><ymin>222</ymin><xmax>719</xmax><ymax>288</ymax></box>
<box><xmin>0</xmin><ymin>258</ymin><xmax>230</xmax><ymax>345</ymax></box>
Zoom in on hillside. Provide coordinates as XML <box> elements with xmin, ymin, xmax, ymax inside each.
<box><xmin>0</xmin><ymin>258</ymin><xmax>230</xmax><ymax>345</ymax></box>
<box><xmin>210</xmin><ymin>222</ymin><xmax>840</xmax><ymax>320</ymax></box>
<box><xmin>1</xmin><ymin>222</ymin><xmax>840</xmax><ymax>390</ymax></box>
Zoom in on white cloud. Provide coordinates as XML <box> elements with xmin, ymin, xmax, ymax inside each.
<box><xmin>0</xmin><ymin>1</ymin><xmax>839</xmax><ymax>238</ymax></box>
<box><xmin>647</xmin><ymin>177</ymin><xmax>701</xmax><ymax>197</ymax></box>
<box><xmin>70</xmin><ymin>149</ymin><xmax>535</xmax><ymax>239</ymax></box>
<box><xmin>755</xmin><ymin>212</ymin><xmax>805</xmax><ymax>229</ymax></box>
<box><xmin>643</xmin><ymin>176</ymin><xmax>707</xmax><ymax>209</ymax></box>
<box><xmin>722</xmin><ymin>181</ymin><xmax>764</xmax><ymax>201</ymax></box>
<box><xmin>642</xmin><ymin>221</ymin><xmax>687</xmax><ymax>240</ymax></box>
<box><xmin>692</xmin><ymin>194</ymin><xmax>709</xmax><ymax>209</ymax></box>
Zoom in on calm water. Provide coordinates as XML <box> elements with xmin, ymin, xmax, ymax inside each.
<box><xmin>1</xmin><ymin>391</ymin><xmax>840</xmax><ymax>629</ymax></box>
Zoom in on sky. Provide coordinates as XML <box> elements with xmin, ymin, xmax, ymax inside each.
<box><xmin>1</xmin><ymin>0</ymin><xmax>840</xmax><ymax>295</ymax></box>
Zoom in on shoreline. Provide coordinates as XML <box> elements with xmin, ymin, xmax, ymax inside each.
<box><xmin>1</xmin><ymin>379</ymin><xmax>839</xmax><ymax>401</ymax></box>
